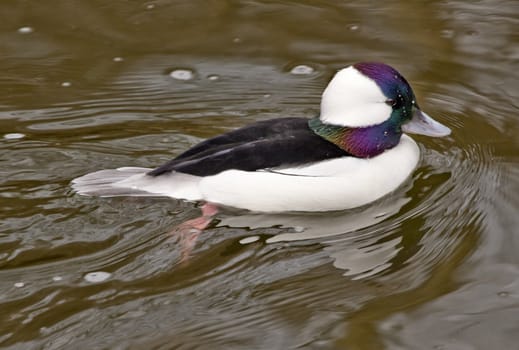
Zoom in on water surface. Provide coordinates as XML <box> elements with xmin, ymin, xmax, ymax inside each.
<box><xmin>1</xmin><ymin>1</ymin><xmax>518</xmax><ymax>349</ymax></box>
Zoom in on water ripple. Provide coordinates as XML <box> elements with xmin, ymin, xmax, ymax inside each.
<box><xmin>0</xmin><ymin>1</ymin><xmax>517</xmax><ymax>345</ymax></box>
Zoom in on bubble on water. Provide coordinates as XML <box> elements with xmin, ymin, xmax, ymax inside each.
<box><xmin>14</xmin><ymin>282</ymin><xmax>25</xmax><ymax>288</ymax></box>
<box><xmin>290</xmin><ymin>65</ymin><xmax>314</xmax><ymax>75</ymax></box>
<box><xmin>4</xmin><ymin>133</ymin><xmax>25</xmax><ymax>140</ymax></box>
<box><xmin>18</xmin><ymin>26</ymin><xmax>34</xmax><ymax>34</ymax></box>
<box><xmin>84</xmin><ymin>271</ymin><xmax>111</xmax><ymax>283</ymax></box>
<box><xmin>61</xmin><ymin>81</ymin><xmax>71</xmax><ymax>87</ymax></box>
<box><xmin>169</xmin><ymin>69</ymin><xmax>194</xmax><ymax>81</ymax></box>
<box><xmin>113</xmin><ymin>56</ymin><xmax>124</xmax><ymax>62</ymax></box>
<box><xmin>441</xmin><ymin>29</ymin><xmax>455</xmax><ymax>39</ymax></box>
<box><xmin>145</xmin><ymin>3</ymin><xmax>155</xmax><ymax>10</ymax></box>
<box><xmin>52</xmin><ymin>276</ymin><xmax>63</xmax><ymax>282</ymax></box>
<box><xmin>497</xmin><ymin>291</ymin><xmax>509</xmax><ymax>297</ymax></box>
<box><xmin>207</xmin><ymin>74</ymin><xmax>219</xmax><ymax>81</ymax></box>
<box><xmin>263</xmin><ymin>94</ymin><xmax>271</xmax><ymax>98</ymax></box>
<box><xmin>349</xmin><ymin>24</ymin><xmax>359</xmax><ymax>31</ymax></box>
<box><xmin>233</xmin><ymin>37</ymin><xmax>242</xmax><ymax>44</ymax></box>
<box><xmin>239</xmin><ymin>236</ymin><xmax>260</xmax><ymax>244</ymax></box>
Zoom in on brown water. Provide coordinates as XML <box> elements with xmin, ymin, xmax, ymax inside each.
<box><xmin>1</xmin><ymin>1</ymin><xmax>518</xmax><ymax>349</ymax></box>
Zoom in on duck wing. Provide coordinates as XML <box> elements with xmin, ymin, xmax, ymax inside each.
<box><xmin>147</xmin><ymin>117</ymin><xmax>350</xmax><ymax>177</ymax></box>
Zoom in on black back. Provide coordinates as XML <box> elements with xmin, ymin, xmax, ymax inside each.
<box><xmin>148</xmin><ymin>117</ymin><xmax>350</xmax><ymax>177</ymax></box>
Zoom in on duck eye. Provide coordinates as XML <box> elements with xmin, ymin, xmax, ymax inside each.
<box><xmin>385</xmin><ymin>99</ymin><xmax>401</xmax><ymax>108</ymax></box>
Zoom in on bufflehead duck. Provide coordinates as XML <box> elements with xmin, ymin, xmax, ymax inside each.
<box><xmin>72</xmin><ymin>62</ymin><xmax>450</xmax><ymax>212</ymax></box>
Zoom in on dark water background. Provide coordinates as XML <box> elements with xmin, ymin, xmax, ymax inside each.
<box><xmin>1</xmin><ymin>1</ymin><xmax>518</xmax><ymax>349</ymax></box>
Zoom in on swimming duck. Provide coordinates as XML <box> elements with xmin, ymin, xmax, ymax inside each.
<box><xmin>72</xmin><ymin>62</ymin><xmax>450</xmax><ymax>212</ymax></box>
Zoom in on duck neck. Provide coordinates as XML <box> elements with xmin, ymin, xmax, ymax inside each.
<box><xmin>308</xmin><ymin>117</ymin><xmax>402</xmax><ymax>158</ymax></box>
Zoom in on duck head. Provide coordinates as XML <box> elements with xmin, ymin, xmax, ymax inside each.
<box><xmin>311</xmin><ymin>62</ymin><xmax>450</xmax><ymax>158</ymax></box>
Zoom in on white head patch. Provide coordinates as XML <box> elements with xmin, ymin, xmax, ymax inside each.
<box><xmin>320</xmin><ymin>66</ymin><xmax>392</xmax><ymax>127</ymax></box>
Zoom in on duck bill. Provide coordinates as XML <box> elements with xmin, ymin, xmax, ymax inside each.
<box><xmin>402</xmin><ymin>108</ymin><xmax>451</xmax><ymax>137</ymax></box>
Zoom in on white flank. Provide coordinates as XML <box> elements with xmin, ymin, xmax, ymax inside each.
<box><xmin>115</xmin><ymin>171</ymin><xmax>202</xmax><ymax>200</ymax></box>
<box><xmin>320</xmin><ymin>66</ymin><xmax>392</xmax><ymax>127</ymax></box>
<box><xmin>73</xmin><ymin>136</ymin><xmax>419</xmax><ymax>212</ymax></box>
<box><xmin>198</xmin><ymin>135</ymin><xmax>420</xmax><ymax>212</ymax></box>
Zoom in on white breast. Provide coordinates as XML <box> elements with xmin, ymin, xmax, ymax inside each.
<box><xmin>198</xmin><ymin>135</ymin><xmax>420</xmax><ymax>212</ymax></box>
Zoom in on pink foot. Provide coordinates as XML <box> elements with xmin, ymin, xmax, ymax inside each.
<box><xmin>170</xmin><ymin>203</ymin><xmax>219</xmax><ymax>262</ymax></box>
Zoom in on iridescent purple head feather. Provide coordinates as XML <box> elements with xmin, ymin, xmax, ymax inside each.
<box><xmin>353</xmin><ymin>62</ymin><xmax>413</xmax><ymax>102</ymax></box>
